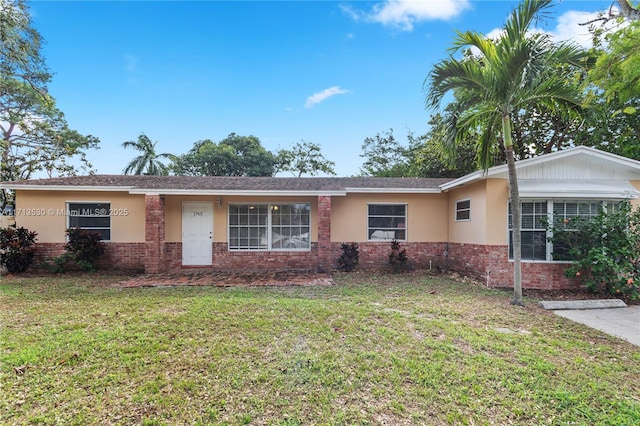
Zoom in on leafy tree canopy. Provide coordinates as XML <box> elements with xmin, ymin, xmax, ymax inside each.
<box><xmin>276</xmin><ymin>140</ymin><xmax>336</xmax><ymax>177</ymax></box>
<box><xmin>359</xmin><ymin>129</ymin><xmax>412</xmax><ymax>177</ymax></box>
<box><xmin>0</xmin><ymin>0</ymin><xmax>50</xmax><ymax>91</ymax></box>
<box><xmin>589</xmin><ymin>20</ymin><xmax>640</xmax><ymax>106</ymax></box>
<box><xmin>172</xmin><ymin>133</ymin><xmax>276</xmax><ymax>177</ymax></box>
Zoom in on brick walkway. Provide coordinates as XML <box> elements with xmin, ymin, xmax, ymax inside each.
<box><xmin>118</xmin><ymin>269</ymin><xmax>334</xmax><ymax>288</ymax></box>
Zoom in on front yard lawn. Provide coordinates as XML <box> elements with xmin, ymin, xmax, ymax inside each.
<box><xmin>1</xmin><ymin>272</ymin><xmax>639</xmax><ymax>425</ymax></box>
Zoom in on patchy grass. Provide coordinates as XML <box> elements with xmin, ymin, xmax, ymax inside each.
<box><xmin>1</xmin><ymin>271</ymin><xmax>639</xmax><ymax>425</ymax></box>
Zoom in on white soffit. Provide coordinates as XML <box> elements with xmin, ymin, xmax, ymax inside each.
<box><xmin>518</xmin><ymin>180</ymin><xmax>639</xmax><ymax>199</ymax></box>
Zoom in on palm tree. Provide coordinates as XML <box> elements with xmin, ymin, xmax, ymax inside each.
<box><xmin>424</xmin><ymin>0</ymin><xmax>586</xmax><ymax>305</ymax></box>
<box><xmin>122</xmin><ymin>133</ymin><xmax>175</xmax><ymax>175</ymax></box>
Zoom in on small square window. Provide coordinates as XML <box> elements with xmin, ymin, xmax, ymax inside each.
<box><xmin>455</xmin><ymin>199</ymin><xmax>471</xmax><ymax>221</ymax></box>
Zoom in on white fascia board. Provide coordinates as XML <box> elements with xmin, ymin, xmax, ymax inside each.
<box><xmin>344</xmin><ymin>187</ymin><xmax>442</xmax><ymax>194</ymax></box>
<box><xmin>439</xmin><ymin>171</ymin><xmax>487</xmax><ymax>191</ymax></box>
<box><xmin>0</xmin><ymin>184</ymin><xmax>135</xmax><ymax>192</ymax></box>
<box><xmin>127</xmin><ymin>189</ymin><xmax>348</xmax><ymax>196</ymax></box>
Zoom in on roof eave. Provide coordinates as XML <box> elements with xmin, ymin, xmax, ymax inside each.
<box><xmin>127</xmin><ymin>189</ymin><xmax>348</xmax><ymax>196</ymax></box>
<box><xmin>439</xmin><ymin>171</ymin><xmax>487</xmax><ymax>191</ymax></box>
<box><xmin>1</xmin><ymin>184</ymin><xmax>136</xmax><ymax>192</ymax></box>
<box><xmin>344</xmin><ymin>187</ymin><xmax>442</xmax><ymax>194</ymax></box>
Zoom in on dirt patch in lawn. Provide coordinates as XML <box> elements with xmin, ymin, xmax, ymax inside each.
<box><xmin>117</xmin><ymin>269</ymin><xmax>334</xmax><ymax>288</ymax></box>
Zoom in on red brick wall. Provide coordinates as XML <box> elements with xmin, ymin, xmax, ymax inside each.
<box><xmin>317</xmin><ymin>196</ymin><xmax>332</xmax><ymax>272</ymax></box>
<box><xmin>348</xmin><ymin>241</ymin><xmax>448</xmax><ymax>271</ymax></box>
<box><xmin>448</xmin><ymin>242</ymin><xmax>579</xmax><ymax>290</ymax></box>
<box><xmin>33</xmin><ymin>242</ymin><xmax>145</xmax><ymax>272</ymax></box>
<box><xmin>33</xmin><ymin>240</ymin><xmax>580</xmax><ymax>289</ymax></box>
<box><xmin>145</xmin><ymin>194</ymin><xmax>165</xmax><ymax>274</ymax></box>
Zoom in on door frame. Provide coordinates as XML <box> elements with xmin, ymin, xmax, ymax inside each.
<box><xmin>182</xmin><ymin>201</ymin><xmax>214</xmax><ymax>266</ymax></box>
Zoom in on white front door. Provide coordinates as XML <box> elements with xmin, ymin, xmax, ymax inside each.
<box><xmin>182</xmin><ymin>202</ymin><xmax>213</xmax><ymax>266</ymax></box>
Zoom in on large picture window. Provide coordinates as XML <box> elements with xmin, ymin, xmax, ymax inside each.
<box><xmin>368</xmin><ymin>204</ymin><xmax>407</xmax><ymax>241</ymax></box>
<box><xmin>509</xmin><ymin>200</ymin><xmax>619</xmax><ymax>261</ymax></box>
<box><xmin>228</xmin><ymin>203</ymin><xmax>310</xmax><ymax>251</ymax></box>
<box><xmin>67</xmin><ymin>202</ymin><xmax>111</xmax><ymax>241</ymax></box>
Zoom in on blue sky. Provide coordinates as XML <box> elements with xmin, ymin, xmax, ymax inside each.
<box><xmin>29</xmin><ymin>0</ymin><xmax>614</xmax><ymax>177</ymax></box>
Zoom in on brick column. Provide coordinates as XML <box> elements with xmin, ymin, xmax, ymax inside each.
<box><xmin>145</xmin><ymin>194</ymin><xmax>165</xmax><ymax>274</ymax></box>
<box><xmin>317</xmin><ymin>195</ymin><xmax>332</xmax><ymax>272</ymax></box>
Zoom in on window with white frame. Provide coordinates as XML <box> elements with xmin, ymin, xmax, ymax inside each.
<box><xmin>67</xmin><ymin>202</ymin><xmax>111</xmax><ymax>241</ymax></box>
<box><xmin>455</xmin><ymin>199</ymin><xmax>471</xmax><ymax>221</ymax></box>
<box><xmin>509</xmin><ymin>200</ymin><xmax>620</xmax><ymax>261</ymax></box>
<box><xmin>368</xmin><ymin>204</ymin><xmax>407</xmax><ymax>241</ymax></box>
<box><xmin>228</xmin><ymin>203</ymin><xmax>310</xmax><ymax>250</ymax></box>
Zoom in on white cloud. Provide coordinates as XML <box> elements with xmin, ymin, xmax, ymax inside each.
<box><xmin>549</xmin><ymin>10</ymin><xmax>601</xmax><ymax>48</ymax></box>
<box><xmin>347</xmin><ymin>0</ymin><xmax>472</xmax><ymax>31</ymax></box>
<box><xmin>481</xmin><ymin>9</ymin><xmax>624</xmax><ymax>50</ymax></box>
<box><xmin>304</xmin><ymin>86</ymin><xmax>349</xmax><ymax>108</ymax></box>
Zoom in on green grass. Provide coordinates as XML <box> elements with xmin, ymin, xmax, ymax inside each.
<box><xmin>1</xmin><ymin>271</ymin><xmax>639</xmax><ymax>425</ymax></box>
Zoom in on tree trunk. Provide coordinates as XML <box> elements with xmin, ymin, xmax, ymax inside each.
<box><xmin>502</xmin><ymin>115</ymin><xmax>524</xmax><ymax>306</ymax></box>
<box><xmin>617</xmin><ymin>0</ymin><xmax>640</xmax><ymax>21</ymax></box>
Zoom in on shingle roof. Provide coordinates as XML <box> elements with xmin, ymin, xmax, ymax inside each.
<box><xmin>2</xmin><ymin>175</ymin><xmax>454</xmax><ymax>193</ymax></box>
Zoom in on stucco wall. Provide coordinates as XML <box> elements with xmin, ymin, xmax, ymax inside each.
<box><xmin>164</xmin><ymin>195</ymin><xmax>319</xmax><ymax>243</ymax></box>
<box><xmin>446</xmin><ymin>179</ymin><xmax>509</xmax><ymax>246</ymax></box>
<box><xmin>330</xmin><ymin>192</ymin><xmax>448</xmax><ymax>243</ymax></box>
<box><xmin>14</xmin><ymin>190</ymin><xmax>145</xmax><ymax>243</ymax></box>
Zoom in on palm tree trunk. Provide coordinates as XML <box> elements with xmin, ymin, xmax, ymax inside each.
<box><xmin>502</xmin><ymin>115</ymin><xmax>524</xmax><ymax>306</ymax></box>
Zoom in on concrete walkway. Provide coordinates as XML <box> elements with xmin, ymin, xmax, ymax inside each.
<box><xmin>553</xmin><ymin>306</ymin><xmax>640</xmax><ymax>346</ymax></box>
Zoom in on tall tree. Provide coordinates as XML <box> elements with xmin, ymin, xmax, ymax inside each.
<box><xmin>122</xmin><ymin>133</ymin><xmax>174</xmax><ymax>175</ymax></box>
<box><xmin>411</xmin><ymin>113</ymin><xmax>481</xmax><ymax>178</ymax></box>
<box><xmin>276</xmin><ymin>140</ymin><xmax>336</xmax><ymax>177</ymax></box>
<box><xmin>172</xmin><ymin>133</ymin><xmax>276</xmax><ymax>177</ymax></box>
<box><xmin>359</xmin><ymin>129</ymin><xmax>412</xmax><ymax>177</ymax></box>
<box><xmin>1</xmin><ymin>0</ymin><xmax>99</xmax><ymax>208</ymax></box>
<box><xmin>425</xmin><ymin>0</ymin><xmax>587</xmax><ymax>305</ymax></box>
<box><xmin>0</xmin><ymin>0</ymin><xmax>50</xmax><ymax>92</ymax></box>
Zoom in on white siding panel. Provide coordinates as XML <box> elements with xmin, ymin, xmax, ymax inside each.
<box><xmin>513</xmin><ymin>155</ymin><xmax>638</xmax><ymax>181</ymax></box>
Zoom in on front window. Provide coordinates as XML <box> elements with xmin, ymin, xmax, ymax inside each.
<box><xmin>67</xmin><ymin>202</ymin><xmax>111</xmax><ymax>241</ymax></box>
<box><xmin>455</xmin><ymin>199</ymin><xmax>471</xmax><ymax>221</ymax></box>
<box><xmin>509</xmin><ymin>200</ymin><xmax>620</xmax><ymax>261</ymax></box>
<box><xmin>509</xmin><ymin>201</ymin><xmax>547</xmax><ymax>261</ymax></box>
<box><xmin>368</xmin><ymin>204</ymin><xmax>407</xmax><ymax>241</ymax></box>
<box><xmin>228</xmin><ymin>203</ymin><xmax>310</xmax><ymax>250</ymax></box>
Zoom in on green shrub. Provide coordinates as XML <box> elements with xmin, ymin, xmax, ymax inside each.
<box><xmin>0</xmin><ymin>227</ymin><xmax>38</xmax><ymax>273</ymax></box>
<box><xmin>389</xmin><ymin>239</ymin><xmax>409</xmax><ymax>273</ymax></box>
<box><xmin>64</xmin><ymin>228</ymin><xmax>106</xmax><ymax>271</ymax></box>
<box><xmin>337</xmin><ymin>242</ymin><xmax>359</xmax><ymax>271</ymax></box>
<box><xmin>547</xmin><ymin>201</ymin><xmax>639</xmax><ymax>301</ymax></box>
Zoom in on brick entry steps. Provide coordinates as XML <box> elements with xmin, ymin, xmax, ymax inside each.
<box><xmin>119</xmin><ymin>269</ymin><xmax>334</xmax><ymax>288</ymax></box>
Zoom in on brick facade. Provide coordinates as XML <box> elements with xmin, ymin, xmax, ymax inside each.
<box><xmin>33</xmin><ymin>242</ymin><xmax>145</xmax><ymax>272</ymax></box>
<box><xmin>28</xmin><ymin>193</ymin><xmax>582</xmax><ymax>290</ymax></box>
<box><xmin>447</xmin><ymin>242</ymin><xmax>579</xmax><ymax>290</ymax></box>
<box><xmin>317</xmin><ymin>196</ymin><xmax>332</xmax><ymax>272</ymax></box>
<box><xmin>144</xmin><ymin>194</ymin><xmax>165</xmax><ymax>274</ymax></box>
<box><xmin>349</xmin><ymin>241</ymin><xmax>448</xmax><ymax>271</ymax></box>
